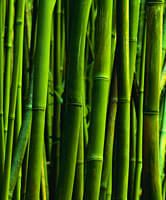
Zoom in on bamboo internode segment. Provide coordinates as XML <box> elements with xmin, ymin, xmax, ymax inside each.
<box><xmin>0</xmin><ymin>0</ymin><xmax>165</xmax><ymax>199</ymax></box>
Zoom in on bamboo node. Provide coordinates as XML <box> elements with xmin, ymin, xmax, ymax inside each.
<box><xmin>129</xmin><ymin>38</ymin><xmax>137</xmax><ymax>43</ymax></box>
<box><xmin>147</xmin><ymin>1</ymin><xmax>164</xmax><ymax>6</ymax></box>
<box><xmin>16</xmin><ymin>19</ymin><xmax>23</xmax><ymax>25</ymax></box>
<box><xmin>24</xmin><ymin>104</ymin><xmax>32</xmax><ymax>110</ymax></box>
<box><xmin>66</xmin><ymin>102</ymin><xmax>83</xmax><ymax>107</ymax></box>
<box><xmin>76</xmin><ymin>160</ymin><xmax>84</xmax><ymax>165</ymax></box>
<box><xmin>118</xmin><ymin>98</ymin><xmax>130</xmax><ymax>103</ymax></box>
<box><xmin>18</xmin><ymin>84</ymin><xmax>22</xmax><ymax>89</ymax></box>
<box><xmin>86</xmin><ymin>155</ymin><xmax>103</xmax><ymax>162</ymax></box>
<box><xmin>144</xmin><ymin>111</ymin><xmax>159</xmax><ymax>115</ymax></box>
<box><xmin>5</xmin><ymin>42</ymin><xmax>12</xmax><ymax>48</ymax></box>
<box><xmin>8</xmin><ymin>115</ymin><xmax>15</xmax><ymax>120</ymax></box>
<box><xmin>93</xmin><ymin>75</ymin><xmax>110</xmax><ymax>81</ymax></box>
<box><xmin>111</xmin><ymin>97</ymin><xmax>118</xmax><ymax>103</ymax></box>
<box><xmin>32</xmin><ymin>106</ymin><xmax>46</xmax><ymax>111</ymax></box>
<box><xmin>139</xmin><ymin>89</ymin><xmax>144</xmax><ymax>94</ymax></box>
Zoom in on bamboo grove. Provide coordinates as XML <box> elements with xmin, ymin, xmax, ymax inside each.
<box><xmin>0</xmin><ymin>0</ymin><xmax>166</xmax><ymax>200</ymax></box>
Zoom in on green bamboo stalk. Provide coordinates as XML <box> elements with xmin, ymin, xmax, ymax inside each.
<box><xmin>61</xmin><ymin>1</ymin><xmax>65</xmax><ymax>72</ymax></box>
<box><xmin>142</xmin><ymin>1</ymin><xmax>163</xmax><ymax>199</ymax></box>
<box><xmin>22</xmin><ymin>23</ymin><xmax>30</xmax><ymax>106</ymax></box>
<box><xmin>3</xmin><ymin>0</ymin><xmax>15</xmax><ymax>144</ymax></box>
<box><xmin>25</xmin><ymin>1</ymin><xmax>54</xmax><ymax>199</ymax></box>
<box><xmin>72</xmin><ymin>117</ymin><xmax>84</xmax><ymax>200</ymax></box>
<box><xmin>162</xmin><ymin>7</ymin><xmax>166</xmax><ymax>68</ymax></box>
<box><xmin>111</xmin><ymin>0</ymin><xmax>117</xmax><ymax>69</ymax></box>
<box><xmin>84</xmin><ymin>0</ymin><xmax>113</xmax><ymax>199</ymax></box>
<box><xmin>13</xmin><ymin>8</ymin><xmax>25</xmax><ymax>197</ymax></box>
<box><xmin>41</xmin><ymin>146</ymin><xmax>49</xmax><ymax>200</ymax></box>
<box><xmin>21</xmin><ymin>143</ymin><xmax>30</xmax><ymax>200</ymax></box>
<box><xmin>86</xmin><ymin>1</ymin><xmax>96</xmax><ymax>115</ymax></box>
<box><xmin>129</xmin><ymin>0</ymin><xmax>140</xmax><ymax>89</ymax></box>
<box><xmin>50</xmin><ymin>0</ymin><xmax>62</xmax><ymax>197</ymax></box>
<box><xmin>1</xmin><ymin>0</ymin><xmax>25</xmax><ymax>199</ymax></box>
<box><xmin>0</xmin><ymin>0</ymin><xmax>5</xmax><ymax>184</ymax></box>
<box><xmin>56</xmin><ymin>1</ymin><xmax>92</xmax><ymax>199</ymax></box>
<box><xmin>113</xmin><ymin>0</ymin><xmax>130</xmax><ymax>199</ymax></box>
<box><xmin>160</xmin><ymin>92</ymin><xmax>166</xmax><ymax>182</ymax></box>
<box><xmin>162</xmin><ymin>177</ymin><xmax>166</xmax><ymax>200</ymax></box>
<box><xmin>25</xmin><ymin>0</ymin><xmax>32</xmax><ymax>49</ymax></box>
<box><xmin>133</xmin><ymin>23</ymin><xmax>146</xmax><ymax>200</ymax></box>
<box><xmin>99</xmin><ymin>67</ymin><xmax>118</xmax><ymax>200</ymax></box>
<box><xmin>160</xmin><ymin>92</ymin><xmax>165</xmax><ymax>129</ymax></box>
<box><xmin>160</xmin><ymin>66</ymin><xmax>166</xmax><ymax>94</ymax></box>
<box><xmin>13</xmin><ymin>54</ymin><xmax>23</xmax><ymax>200</ymax></box>
<box><xmin>45</xmin><ymin>72</ymin><xmax>54</xmax><ymax>162</ymax></box>
<box><xmin>135</xmin><ymin>0</ymin><xmax>146</xmax><ymax>84</ymax></box>
<box><xmin>9</xmin><ymin>73</ymin><xmax>33</xmax><ymax>199</ymax></box>
<box><xmin>128</xmin><ymin>99</ymin><xmax>137</xmax><ymax>200</ymax></box>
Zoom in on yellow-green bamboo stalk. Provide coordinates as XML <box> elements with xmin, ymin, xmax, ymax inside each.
<box><xmin>0</xmin><ymin>0</ymin><xmax>5</xmax><ymax>184</ymax></box>
<box><xmin>142</xmin><ymin>1</ymin><xmax>163</xmax><ymax>199</ymax></box>
<box><xmin>25</xmin><ymin>1</ymin><xmax>55</xmax><ymax>199</ymax></box>
<box><xmin>84</xmin><ymin>0</ymin><xmax>113</xmax><ymax>199</ymax></box>
<box><xmin>3</xmin><ymin>0</ymin><xmax>15</xmax><ymax>144</ymax></box>
<box><xmin>1</xmin><ymin>0</ymin><xmax>25</xmax><ymax>199</ymax></box>
<box><xmin>99</xmin><ymin>66</ymin><xmax>118</xmax><ymax>200</ymax></box>
<box><xmin>56</xmin><ymin>1</ymin><xmax>92</xmax><ymax>199</ymax></box>
<box><xmin>72</xmin><ymin>118</ymin><xmax>84</xmax><ymax>200</ymax></box>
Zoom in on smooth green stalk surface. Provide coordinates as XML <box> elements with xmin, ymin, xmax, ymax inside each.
<box><xmin>56</xmin><ymin>1</ymin><xmax>92</xmax><ymax>199</ymax></box>
<box><xmin>25</xmin><ymin>1</ymin><xmax>54</xmax><ymax>199</ymax></box>
<box><xmin>113</xmin><ymin>0</ymin><xmax>130</xmax><ymax>199</ymax></box>
<box><xmin>142</xmin><ymin>1</ymin><xmax>163</xmax><ymax>199</ymax></box>
<box><xmin>84</xmin><ymin>0</ymin><xmax>113</xmax><ymax>199</ymax></box>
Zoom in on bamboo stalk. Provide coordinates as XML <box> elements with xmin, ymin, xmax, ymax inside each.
<box><xmin>84</xmin><ymin>0</ymin><xmax>113</xmax><ymax>199</ymax></box>
<box><xmin>9</xmin><ymin>74</ymin><xmax>33</xmax><ymax>199</ymax></box>
<box><xmin>128</xmin><ymin>99</ymin><xmax>137</xmax><ymax>200</ymax></box>
<box><xmin>72</xmin><ymin>117</ymin><xmax>84</xmax><ymax>200</ymax></box>
<box><xmin>45</xmin><ymin>72</ymin><xmax>54</xmax><ymax>162</ymax></box>
<box><xmin>25</xmin><ymin>1</ymin><xmax>54</xmax><ymax>199</ymax></box>
<box><xmin>113</xmin><ymin>0</ymin><xmax>130</xmax><ymax>199</ymax></box>
<box><xmin>135</xmin><ymin>0</ymin><xmax>146</xmax><ymax>84</ymax></box>
<box><xmin>0</xmin><ymin>0</ymin><xmax>5</xmax><ymax>183</ymax></box>
<box><xmin>162</xmin><ymin>7</ymin><xmax>166</xmax><ymax>68</ymax></box>
<box><xmin>129</xmin><ymin>0</ymin><xmax>140</xmax><ymax>89</ymax></box>
<box><xmin>133</xmin><ymin>22</ymin><xmax>146</xmax><ymax>200</ymax></box>
<box><xmin>111</xmin><ymin>0</ymin><xmax>117</xmax><ymax>69</ymax></box>
<box><xmin>160</xmin><ymin>92</ymin><xmax>166</xmax><ymax>183</ymax></box>
<box><xmin>3</xmin><ymin>0</ymin><xmax>15</xmax><ymax>144</ymax></box>
<box><xmin>50</xmin><ymin>0</ymin><xmax>62</xmax><ymax>197</ymax></box>
<box><xmin>142</xmin><ymin>1</ymin><xmax>163</xmax><ymax>199</ymax></box>
<box><xmin>1</xmin><ymin>0</ymin><xmax>25</xmax><ymax>198</ymax></box>
<box><xmin>41</xmin><ymin>146</ymin><xmax>49</xmax><ymax>200</ymax></box>
<box><xmin>56</xmin><ymin>1</ymin><xmax>92</xmax><ymax>199</ymax></box>
<box><xmin>99</xmin><ymin>66</ymin><xmax>118</xmax><ymax>200</ymax></box>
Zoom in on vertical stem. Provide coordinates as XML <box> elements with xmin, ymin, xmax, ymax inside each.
<box><xmin>1</xmin><ymin>0</ymin><xmax>25</xmax><ymax>199</ymax></box>
<box><xmin>0</xmin><ymin>0</ymin><xmax>5</xmax><ymax>185</ymax></box>
<box><xmin>84</xmin><ymin>0</ymin><xmax>113</xmax><ymax>199</ymax></box>
<box><xmin>133</xmin><ymin>23</ymin><xmax>146</xmax><ymax>200</ymax></box>
<box><xmin>99</xmin><ymin>67</ymin><xmax>118</xmax><ymax>200</ymax></box>
<box><xmin>113</xmin><ymin>0</ymin><xmax>130</xmax><ymax>199</ymax></box>
<box><xmin>25</xmin><ymin>1</ymin><xmax>53</xmax><ymax>199</ymax></box>
<box><xmin>128</xmin><ymin>99</ymin><xmax>137</xmax><ymax>200</ymax></box>
<box><xmin>3</xmin><ymin>0</ymin><xmax>14</xmax><ymax>144</ymax></box>
<box><xmin>50</xmin><ymin>0</ymin><xmax>62</xmax><ymax>197</ymax></box>
<box><xmin>56</xmin><ymin>1</ymin><xmax>92</xmax><ymax>199</ymax></box>
<box><xmin>72</xmin><ymin>117</ymin><xmax>84</xmax><ymax>200</ymax></box>
<box><xmin>142</xmin><ymin>1</ymin><xmax>163</xmax><ymax>199</ymax></box>
<box><xmin>129</xmin><ymin>0</ymin><xmax>140</xmax><ymax>89</ymax></box>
